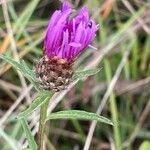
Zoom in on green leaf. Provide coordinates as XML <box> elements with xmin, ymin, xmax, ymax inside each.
<box><xmin>20</xmin><ymin>118</ymin><xmax>37</xmax><ymax>150</ymax></box>
<box><xmin>139</xmin><ymin>141</ymin><xmax>150</xmax><ymax>150</ymax></box>
<box><xmin>18</xmin><ymin>91</ymin><xmax>52</xmax><ymax>119</ymax></box>
<box><xmin>46</xmin><ymin>110</ymin><xmax>113</xmax><ymax>125</ymax></box>
<box><xmin>21</xmin><ymin>60</ymin><xmax>36</xmax><ymax>81</ymax></box>
<box><xmin>73</xmin><ymin>68</ymin><xmax>102</xmax><ymax>80</ymax></box>
<box><xmin>0</xmin><ymin>54</ymin><xmax>36</xmax><ymax>80</ymax></box>
<box><xmin>0</xmin><ymin>54</ymin><xmax>23</xmax><ymax>72</ymax></box>
<box><xmin>21</xmin><ymin>60</ymin><xmax>41</xmax><ymax>91</ymax></box>
<box><xmin>0</xmin><ymin>54</ymin><xmax>40</xmax><ymax>91</ymax></box>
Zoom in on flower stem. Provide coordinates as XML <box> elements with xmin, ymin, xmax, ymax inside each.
<box><xmin>38</xmin><ymin>94</ymin><xmax>52</xmax><ymax>150</ymax></box>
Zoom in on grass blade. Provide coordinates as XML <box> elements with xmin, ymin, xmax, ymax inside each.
<box><xmin>14</xmin><ymin>0</ymin><xmax>40</xmax><ymax>39</ymax></box>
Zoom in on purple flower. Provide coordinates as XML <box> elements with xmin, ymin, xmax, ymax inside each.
<box><xmin>44</xmin><ymin>2</ymin><xmax>98</xmax><ymax>62</ymax></box>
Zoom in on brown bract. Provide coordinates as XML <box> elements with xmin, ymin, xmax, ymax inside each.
<box><xmin>35</xmin><ymin>55</ymin><xmax>73</xmax><ymax>92</ymax></box>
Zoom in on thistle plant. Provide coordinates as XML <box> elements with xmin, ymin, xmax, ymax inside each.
<box><xmin>0</xmin><ymin>2</ymin><xmax>113</xmax><ymax>150</ymax></box>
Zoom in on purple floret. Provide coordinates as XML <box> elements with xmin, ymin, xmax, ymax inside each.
<box><xmin>44</xmin><ymin>2</ymin><xmax>98</xmax><ymax>62</ymax></box>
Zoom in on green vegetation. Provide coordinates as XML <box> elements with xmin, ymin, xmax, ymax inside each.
<box><xmin>0</xmin><ymin>0</ymin><xmax>149</xmax><ymax>150</ymax></box>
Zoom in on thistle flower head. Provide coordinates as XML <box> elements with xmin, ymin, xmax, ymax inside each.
<box><xmin>36</xmin><ymin>2</ymin><xmax>98</xmax><ymax>92</ymax></box>
<box><xmin>44</xmin><ymin>2</ymin><xmax>98</xmax><ymax>62</ymax></box>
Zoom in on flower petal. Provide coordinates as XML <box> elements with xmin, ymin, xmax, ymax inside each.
<box><xmin>69</xmin><ymin>42</ymin><xmax>81</xmax><ymax>47</ymax></box>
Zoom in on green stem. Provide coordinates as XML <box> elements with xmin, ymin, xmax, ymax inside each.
<box><xmin>38</xmin><ymin>94</ymin><xmax>52</xmax><ymax>150</ymax></box>
<box><xmin>104</xmin><ymin>59</ymin><xmax>121</xmax><ymax>150</ymax></box>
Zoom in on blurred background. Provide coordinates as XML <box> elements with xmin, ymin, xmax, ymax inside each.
<box><xmin>0</xmin><ymin>0</ymin><xmax>150</xmax><ymax>150</ymax></box>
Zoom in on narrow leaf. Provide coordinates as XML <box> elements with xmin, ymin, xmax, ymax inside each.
<box><xmin>21</xmin><ymin>60</ymin><xmax>36</xmax><ymax>81</ymax></box>
<box><xmin>18</xmin><ymin>91</ymin><xmax>52</xmax><ymax>119</ymax></box>
<box><xmin>73</xmin><ymin>68</ymin><xmax>102</xmax><ymax>80</ymax></box>
<box><xmin>0</xmin><ymin>54</ymin><xmax>23</xmax><ymax>72</ymax></box>
<box><xmin>46</xmin><ymin>110</ymin><xmax>113</xmax><ymax>125</ymax></box>
<box><xmin>0</xmin><ymin>55</ymin><xmax>40</xmax><ymax>91</ymax></box>
<box><xmin>0</xmin><ymin>54</ymin><xmax>36</xmax><ymax>79</ymax></box>
<box><xmin>21</xmin><ymin>60</ymin><xmax>41</xmax><ymax>91</ymax></box>
<box><xmin>20</xmin><ymin>118</ymin><xmax>37</xmax><ymax>150</ymax></box>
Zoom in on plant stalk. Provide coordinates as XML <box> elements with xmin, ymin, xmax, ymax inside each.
<box><xmin>38</xmin><ymin>96</ymin><xmax>51</xmax><ymax>150</ymax></box>
<box><xmin>104</xmin><ymin>59</ymin><xmax>121</xmax><ymax>150</ymax></box>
